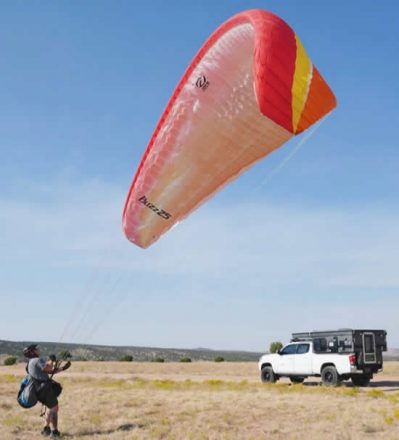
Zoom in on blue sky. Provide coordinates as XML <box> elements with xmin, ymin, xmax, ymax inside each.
<box><xmin>1</xmin><ymin>1</ymin><xmax>398</xmax><ymax>351</ymax></box>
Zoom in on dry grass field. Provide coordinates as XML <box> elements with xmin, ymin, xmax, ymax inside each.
<box><xmin>1</xmin><ymin>361</ymin><xmax>399</xmax><ymax>439</ymax></box>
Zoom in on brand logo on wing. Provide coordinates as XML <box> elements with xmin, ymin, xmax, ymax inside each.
<box><xmin>196</xmin><ymin>75</ymin><xmax>210</xmax><ymax>91</ymax></box>
<box><xmin>138</xmin><ymin>195</ymin><xmax>171</xmax><ymax>220</ymax></box>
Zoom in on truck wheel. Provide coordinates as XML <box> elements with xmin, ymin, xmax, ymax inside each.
<box><xmin>351</xmin><ymin>375</ymin><xmax>370</xmax><ymax>387</ymax></box>
<box><xmin>261</xmin><ymin>366</ymin><xmax>276</xmax><ymax>383</ymax></box>
<box><xmin>321</xmin><ymin>366</ymin><xmax>341</xmax><ymax>386</ymax></box>
<box><xmin>290</xmin><ymin>377</ymin><xmax>305</xmax><ymax>384</ymax></box>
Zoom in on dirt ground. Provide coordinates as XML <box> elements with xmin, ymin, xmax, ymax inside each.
<box><xmin>1</xmin><ymin>361</ymin><xmax>399</xmax><ymax>439</ymax></box>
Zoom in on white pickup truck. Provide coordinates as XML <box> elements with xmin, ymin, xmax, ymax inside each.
<box><xmin>258</xmin><ymin>329</ymin><xmax>387</xmax><ymax>386</ymax></box>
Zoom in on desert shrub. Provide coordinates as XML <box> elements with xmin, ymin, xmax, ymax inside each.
<box><xmin>180</xmin><ymin>357</ymin><xmax>192</xmax><ymax>363</ymax></box>
<box><xmin>153</xmin><ymin>379</ymin><xmax>176</xmax><ymax>389</ymax></box>
<box><xmin>214</xmin><ymin>356</ymin><xmax>224</xmax><ymax>362</ymax></box>
<box><xmin>3</xmin><ymin>415</ymin><xmax>27</xmax><ymax>428</ymax></box>
<box><xmin>0</xmin><ymin>374</ymin><xmax>17</xmax><ymax>383</ymax></box>
<box><xmin>367</xmin><ymin>389</ymin><xmax>385</xmax><ymax>399</ymax></box>
<box><xmin>152</xmin><ymin>357</ymin><xmax>165</xmax><ymax>363</ymax></box>
<box><xmin>343</xmin><ymin>387</ymin><xmax>360</xmax><ymax>397</ymax></box>
<box><xmin>384</xmin><ymin>416</ymin><xmax>394</xmax><ymax>425</ymax></box>
<box><xmin>119</xmin><ymin>355</ymin><xmax>133</xmax><ymax>362</ymax></box>
<box><xmin>204</xmin><ymin>379</ymin><xmax>223</xmax><ymax>386</ymax></box>
<box><xmin>99</xmin><ymin>379</ymin><xmax>126</xmax><ymax>388</ymax></box>
<box><xmin>4</xmin><ymin>356</ymin><xmax>17</xmax><ymax>366</ymax></box>
<box><xmin>269</xmin><ymin>341</ymin><xmax>283</xmax><ymax>353</ymax></box>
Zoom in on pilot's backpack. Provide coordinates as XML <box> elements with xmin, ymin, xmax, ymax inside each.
<box><xmin>17</xmin><ymin>375</ymin><xmax>38</xmax><ymax>409</ymax></box>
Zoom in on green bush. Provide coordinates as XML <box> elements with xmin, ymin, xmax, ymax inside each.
<box><xmin>152</xmin><ymin>357</ymin><xmax>165</xmax><ymax>363</ymax></box>
<box><xmin>4</xmin><ymin>356</ymin><xmax>17</xmax><ymax>366</ymax></box>
<box><xmin>269</xmin><ymin>341</ymin><xmax>283</xmax><ymax>353</ymax></box>
<box><xmin>119</xmin><ymin>355</ymin><xmax>133</xmax><ymax>362</ymax></box>
<box><xmin>179</xmin><ymin>357</ymin><xmax>192</xmax><ymax>363</ymax></box>
<box><xmin>214</xmin><ymin>356</ymin><xmax>225</xmax><ymax>362</ymax></box>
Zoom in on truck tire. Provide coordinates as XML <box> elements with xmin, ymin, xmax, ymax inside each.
<box><xmin>261</xmin><ymin>366</ymin><xmax>276</xmax><ymax>383</ymax></box>
<box><xmin>351</xmin><ymin>375</ymin><xmax>370</xmax><ymax>387</ymax></box>
<box><xmin>290</xmin><ymin>377</ymin><xmax>305</xmax><ymax>384</ymax></box>
<box><xmin>321</xmin><ymin>366</ymin><xmax>341</xmax><ymax>386</ymax></box>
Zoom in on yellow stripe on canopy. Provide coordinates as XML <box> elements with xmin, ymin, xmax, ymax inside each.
<box><xmin>292</xmin><ymin>35</ymin><xmax>312</xmax><ymax>133</ymax></box>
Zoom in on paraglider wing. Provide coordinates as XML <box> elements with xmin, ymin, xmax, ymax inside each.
<box><xmin>123</xmin><ymin>9</ymin><xmax>336</xmax><ymax>248</ymax></box>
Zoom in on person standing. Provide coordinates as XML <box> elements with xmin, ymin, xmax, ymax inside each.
<box><xmin>23</xmin><ymin>344</ymin><xmax>71</xmax><ymax>438</ymax></box>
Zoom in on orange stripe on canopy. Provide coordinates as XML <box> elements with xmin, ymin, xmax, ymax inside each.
<box><xmin>296</xmin><ymin>66</ymin><xmax>337</xmax><ymax>134</ymax></box>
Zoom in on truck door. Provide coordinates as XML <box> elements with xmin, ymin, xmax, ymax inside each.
<box><xmin>275</xmin><ymin>344</ymin><xmax>296</xmax><ymax>374</ymax></box>
<box><xmin>293</xmin><ymin>343</ymin><xmax>312</xmax><ymax>374</ymax></box>
<box><xmin>363</xmin><ymin>332</ymin><xmax>377</xmax><ymax>364</ymax></box>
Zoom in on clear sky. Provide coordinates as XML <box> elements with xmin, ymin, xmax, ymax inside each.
<box><xmin>1</xmin><ymin>1</ymin><xmax>398</xmax><ymax>351</ymax></box>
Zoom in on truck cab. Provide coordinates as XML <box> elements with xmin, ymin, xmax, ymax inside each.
<box><xmin>264</xmin><ymin>342</ymin><xmax>312</xmax><ymax>375</ymax></box>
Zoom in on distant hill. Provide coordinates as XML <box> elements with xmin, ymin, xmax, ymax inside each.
<box><xmin>385</xmin><ymin>348</ymin><xmax>399</xmax><ymax>361</ymax></box>
<box><xmin>0</xmin><ymin>339</ymin><xmax>262</xmax><ymax>363</ymax></box>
